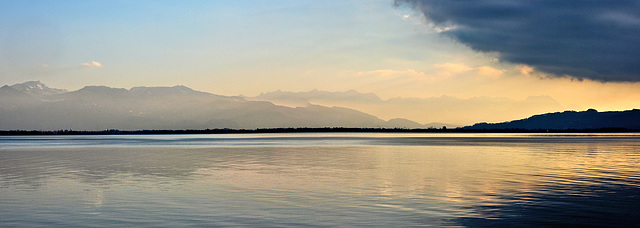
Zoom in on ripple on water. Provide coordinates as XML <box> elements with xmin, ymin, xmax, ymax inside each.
<box><xmin>0</xmin><ymin>133</ymin><xmax>639</xmax><ymax>227</ymax></box>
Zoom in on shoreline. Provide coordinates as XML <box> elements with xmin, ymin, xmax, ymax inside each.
<box><xmin>2</xmin><ymin>127</ymin><xmax>639</xmax><ymax>135</ymax></box>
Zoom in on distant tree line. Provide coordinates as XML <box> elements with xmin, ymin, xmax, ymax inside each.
<box><xmin>1</xmin><ymin>127</ymin><xmax>638</xmax><ymax>135</ymax></box>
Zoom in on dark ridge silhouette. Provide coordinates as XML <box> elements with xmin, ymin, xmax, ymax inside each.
<box><xmin>465</xmin><ymin>109</ymin><xmax>640</xmax><ymax>130</ymax></box>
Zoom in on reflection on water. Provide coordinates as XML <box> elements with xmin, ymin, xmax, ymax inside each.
<box><xmin>0</xmin><ymin>133</ymin><xmax>639</xmax><ymax>227</ymax></box>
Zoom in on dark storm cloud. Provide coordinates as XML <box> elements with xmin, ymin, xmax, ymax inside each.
<box><xmin>395</xmin><ymin>0</ymin><xmax>640</xmax><ymax>82</ymax></box>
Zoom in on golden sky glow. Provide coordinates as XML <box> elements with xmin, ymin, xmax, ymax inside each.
<box><xmin>2</xmin><ymin>0</ymin><xmax>639</xmax><ymax>125</ymax></box>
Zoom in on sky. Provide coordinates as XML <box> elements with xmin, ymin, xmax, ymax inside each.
<box><xmin>2</xmin><ymin>0</ymin><xmax>640</xmax><ymax>114</ymax></box>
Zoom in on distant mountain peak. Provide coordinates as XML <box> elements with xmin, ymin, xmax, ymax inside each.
<box><xmin>78</xmin><ymin>85</ymin><xmax>127</xmax><ymax>92</ymax></box>
<box><xmin>129</xmin><ymin>85</ymin><xmax>226</xmax><ymax>98</ymax></box>
<box><xmin>10</xmin><ymin>81</ymin><xmax>67</xmax><ymax>97</ymax></box>
<box><xmin>20</xmin><ymin>80</ymin><xmax>43</xmax><ymax>87</ymax></box>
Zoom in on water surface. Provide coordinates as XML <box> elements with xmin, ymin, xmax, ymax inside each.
<box><xmin>1</xmin><ymin>133</ymin><xmax>639</xmax><ymax>227</ymax></box>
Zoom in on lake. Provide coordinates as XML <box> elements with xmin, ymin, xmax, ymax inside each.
<box><xmin>1</xmin><ymin>133</ymin><xmax>639</xmax><ymax>227</ymax></box>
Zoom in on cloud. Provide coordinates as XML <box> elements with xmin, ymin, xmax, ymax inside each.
<box><xmin>434</xmin><ymin>63</ymin><xmax>472</xmax><ymax>76</ymax></box>
<box><xmin>395</xmin><ymin>0</ymin><xmax>640</xmax><ymax>82</ymax></box>
<box><xmin>81</xmin><ymin>61</ymin><xmax>103</xmax><ymax>68</ymax></box>
<box><xmin>357</xmin><ymin>69</ymin><xmax>426</xmax><ymax>78</ymax></box>
<box><xmin>434</xmin><ymin>63</ymin><xmax>503</xmax><ymax>78</ymax></box>
<box><xmin>516</xmin><ymin>65</ymin><xmax>534</xmax><ymax>76</ymax></box>
<box><xmin>475</xmin><ymin>66</ymin><xmax>504</xmax><ymax>78</ymax></box>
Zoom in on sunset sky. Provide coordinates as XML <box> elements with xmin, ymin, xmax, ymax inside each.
<box><xmin>2</xmin><ymin>0</ymin><xmax>640</xmax><ymax>115</ymax></box>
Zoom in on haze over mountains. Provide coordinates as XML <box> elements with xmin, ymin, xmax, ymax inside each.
<box><xmin>0</xmin><ymin>81</ymin><xmax>437</xmax><ymax>131</ymax></box>
<box><xmin>249</xmin><ymin>90</ymin><xmax>564</xmax><ymax>125</ymax></box>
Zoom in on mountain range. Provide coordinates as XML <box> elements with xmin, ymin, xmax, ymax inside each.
<box><xmin>0</xmin><ymin>81</ymin><xmax>435</xmax><ymax>130</ymax></box>
<box><xmin>3</xmin><ymin>81</ymin><xmax>636</xmax><ymax>131</ymax></box>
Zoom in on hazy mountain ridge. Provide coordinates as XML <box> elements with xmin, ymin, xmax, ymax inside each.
<box><xmin>253</xmin><ymin>89</ymin><xmax>383</xmax><ymax>106</ymax></box>
<box><xmin>250</xmin><ymin>90</ymin><xmax>564</xmax><ymax>125</ymax></box>
<box><xmin>465</xmin><ymin>109</ymin><xmax>640</xmax><ymax>130</ymax></box>
<box><xmin>1</xmin><ymin>82</ymin><xmax>429</xmax><ymax>130</ymax></box>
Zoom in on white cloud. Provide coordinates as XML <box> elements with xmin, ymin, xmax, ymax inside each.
<box><xmin>434</xmin><ymin>25</ymin><xmax>456</xmax><ymax>33</ymax></box>
<box><xmin>81</xmin><ymin>61</ymin><xmax>103</xmax><ymax>68</ymax></box>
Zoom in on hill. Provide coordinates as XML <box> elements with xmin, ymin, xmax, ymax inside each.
<box><xmin>465</xmin><ymin>109</ymin><xmax>640</xmax><ymax>130</ymax></box>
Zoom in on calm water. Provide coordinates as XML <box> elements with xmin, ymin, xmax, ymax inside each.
<box><xmin>1</xmin><ymin>133</ymin><xmax>639</xmax><ymax>227</ymax></box>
